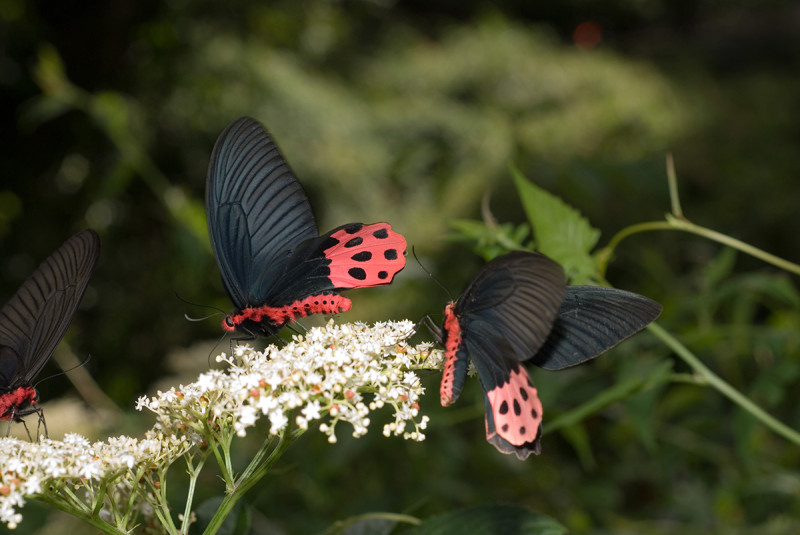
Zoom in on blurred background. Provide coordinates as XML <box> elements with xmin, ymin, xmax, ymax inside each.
<box><xmin>1</xmin><ymin>1</ymin><xmax>799</xmax><ymax>533</ymax></box>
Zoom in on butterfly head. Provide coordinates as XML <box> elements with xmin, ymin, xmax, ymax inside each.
<box><xmin>222</xmin><ymin>315</ymin><xmax>236</xmax><ymax>332</ymax></box>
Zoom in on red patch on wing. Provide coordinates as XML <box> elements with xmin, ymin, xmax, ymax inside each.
<box><xmin>224</xmin><ymin>295</ymin><xmax>352</xmax><ymax>331</ymax></box>
<box><xmin>485</xmin><ymin>366</ymin><xmax>543</xmax><ymax>448</ymax></box>
<box><xmin>0</xmin><ymin>387</ymin><xmax>37</xmax><ymax>421</ymax></box>
<box><xmin>324</xmin><ymin>223</ymin><xmax>407</xmax><ymax>288</ymax></box>
<box><xmin>440</xmin><ymin>302</ymin><xmax>462</xmax><ymax>406</ymax></box>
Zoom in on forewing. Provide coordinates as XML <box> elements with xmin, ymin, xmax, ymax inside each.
<box><xmin>529</xmin><ymin>286</ymin><xmax>662</xmax><ymax>370</ymax></box>
<box><xmin>206</xmin><ymin>117</ymin><xmax>318</xmax><ymax>308</ymax></box>
<box><xmin>457</xmin><ymin>252</ymin><xmax>567</xmax><ymax>362</ymax></box>
<box><xmin>0</xmin><ymin>230</ymin><xmax>100</xmax><ymax>388</ymax></box>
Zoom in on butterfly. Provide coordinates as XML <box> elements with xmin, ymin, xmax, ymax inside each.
<box><xmin>433</xmin><ymin>251</ymin><xmax>662</xmax><ymax>460</ymax></box>
<box><xmin>0</xmin><ymin>229</ymin><xmax>100</xmax><ymax>435</ymax></box>
<box><xmin>206</xmin><ymin>117</ymin><xmax>407</xmax><ymax>338</ymax></box>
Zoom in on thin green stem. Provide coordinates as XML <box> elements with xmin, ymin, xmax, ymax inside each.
<box><xmin>180</xmin><ymin>454</ymin><xmax>207</xmax><ymax>535</ymax></box>
<box><xmin>145</xmin><ymin>470</ymin><xmax>179</xmax><ymax>535</ymax></box>
<box><xmin>122</xmin><ymin>465</ymin><xmax>148</xmax><ymax>528</ymax></box>
<box><xmin>598</xmin><ymin>156</ymin><xmax>800</xmax><ymax>277</ymax></box>
<box><xmin>648</xmin><ymin>322</ymin><xmax>800</xmax><ymax>445</ymax></box>
<box><xmin>59</xmin><ymin>484</ymin><xmax>93</xmax><ymax>515</ymax></box>
<box><xmin>596</xmin><ymin>221</ymin><xmax>674</xmax><ymax>276</ymax></box>
<box><xmin>36</xmin><ymin>495</ymin><xmax>129</xmax><ymax>535</ymax></box>
<box><xmin>666</xmin><ymin>153</ymin><xmax>684</xmax><ymax>218</ymax></box>
<box><xmin>201</xmin><ymin>429</ymin><xmax>295</xmax><ymax>535</ymax></box>
<box><xmin>665</xmin><ymin>214</ymin><xmax>800</xmax><ymax>276</ymax></box>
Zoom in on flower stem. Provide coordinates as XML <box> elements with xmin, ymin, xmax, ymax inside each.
<box><xmin>37</xmin><ymin>495</ymin><xmax>129</xmax><ymax>535</ymax></box>
<box><xmin>181</xmin><ymin>453</ymin><xmax>207</xmax><ymax>535</ymax></box>
<box><xmin>201</xmin><ymin>429</ymin><xmax>295</xmax><ymax>535</ymax></box>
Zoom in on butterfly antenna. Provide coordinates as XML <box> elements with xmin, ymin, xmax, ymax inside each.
<box><xmin>33</xmin><ymin>353</ymin><xmax>93</xmax><ymax>389</ymax></box>
<box><xmin>206</xmin><ymin>330</ymin><xmax>230</xmax><ymax>368</ymax></box>
<box><xmin>175</xmin><ymin>292</ymin><xmax>228</xmax><ymax>320</ymax></box>
<box><xmin>411</xmin><ymin>246</ymin><xmax>452</xmax><ymax>301</ymax></box>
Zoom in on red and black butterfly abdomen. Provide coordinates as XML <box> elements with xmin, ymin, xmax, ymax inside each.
<box><xmin>440</xmin><ymin>302</ymin><xmax>470</xmax><ymax>406</ymax></box>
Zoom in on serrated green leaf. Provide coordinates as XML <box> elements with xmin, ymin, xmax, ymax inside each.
<box><xmin>449</xmin><ymin>219</ymin><xmax>531</xmax><ymax>261</ymax></box>
<box><xmin>409</xmin><ymin>505</ymin><xmax>567</xmax><ymax>535</ymax></box>
<box><xmin>511</xmin><ymin>166</ymin><xmax>601</xmax><ymax>283</ymax></box>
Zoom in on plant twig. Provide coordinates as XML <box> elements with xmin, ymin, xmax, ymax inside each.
<box><xmin>648</xmin><ymin>322</ymin><xmax>800</xmax><ymax>446</ymax></box>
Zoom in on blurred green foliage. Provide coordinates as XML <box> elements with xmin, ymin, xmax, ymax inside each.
<box><xmin>1</xmin><ymin>1</ymin><xmax>799</xmax><ymax>533</ymax></box>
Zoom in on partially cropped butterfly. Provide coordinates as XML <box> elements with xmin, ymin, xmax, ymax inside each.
<box><xmin>207</xmin><ymin>117</ymin><xmax>407</xmax><ymax>338</ymax></box>
<box><xmin>434</xmin><ymin>251</ymin><xmax>662</xmax><ymax>460</ymax></box>
<box><xmin>0</xmin><ymin>230</ymin><xmax>100</xmax><ymax>434</ymax></box>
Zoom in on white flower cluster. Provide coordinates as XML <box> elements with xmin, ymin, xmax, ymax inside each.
<box><xmin>0</xmin><ymin>433</ymin><xmax>188</xmax><ymax>529</ymax></box>
<box><xmin>137</xmin><ymin>320</ymin><xmax>441</xmax><ymax>444</ymax></box>
<box><xmin>0</xmin><ymin>320</ymin><xmax>440</xmax><ymax>530</ymax></box>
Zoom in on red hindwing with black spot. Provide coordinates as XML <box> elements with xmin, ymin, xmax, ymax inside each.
<box><xmin>207</xmin><ymin>117</ymin><xmax>407</xmax><ymax>338</ymax></box>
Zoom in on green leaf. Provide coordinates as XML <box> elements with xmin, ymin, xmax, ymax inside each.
<box><xmin>409</xmin><ymin>505</ymin><xmax>567</xmax><ymax>535</ymax></box>
<box><xmin>448</xmin><ymin>219</ymin><xmax>531</xmax><ymax>261</ymax></box>
<box><xmin>511</xmin><ymin>166</ymin><xmax>601</xmax><ymax>283</ymax></box>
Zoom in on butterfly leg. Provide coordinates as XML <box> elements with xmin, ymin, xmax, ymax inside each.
<box><xmin>17</xmin><ymin>417</ymin><xmax>33</xmax><ymax>441</ymax></box>
<box><xmin>35</xmin><ymin>407</ymin><xmax>48</xmax><ymax>440</ymax></box>
<box><xmin>417</xmin><ymin>315</ymin><xmax>442</xmax><ymax>341</ymax></box>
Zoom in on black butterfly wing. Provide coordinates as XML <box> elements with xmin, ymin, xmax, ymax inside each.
<box><xmin>529</xmin><ymin>286</ymin><xmax>662</xmax><ymax>370</ymax></box>
<box><xmin>456</xmin><ymin>251</ymin><xmax>567</xmax><ymax>366</ymax></box>
<box><xmin>448</xmin><ymin>252</ymin><xmax>565</xmax><ymax>459</ymax></box>
<box><xmin>0</xmin><ymin>230</ymin><xmax>100</xmax><ymax>389</ymax></box>
<box><xmin>206</xmin><ymin>116</ymin><xmax>319</xmax><ymax>308</ymax></box>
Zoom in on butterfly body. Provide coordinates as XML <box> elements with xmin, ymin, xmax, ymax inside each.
<box><xmin>0</xmin><ymin>229</ymin><xmax>100</xmax><ymax>428</ymax></box>
<box><xmin>437</xmin><ymin>251</ymin><xmax>662</xmax><ymax>460</ymax></box>
<box><xmin>207</xmin><ymin>117</ymin><xmax>406</xmax><ymax>338</ymax></box>
<box><xmin>0</xmin><ymin>387</ymin><xmax>37</xmax><ymax>421</ymax></box>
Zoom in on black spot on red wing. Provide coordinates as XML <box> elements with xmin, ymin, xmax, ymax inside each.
<box><xmin>519</xmin><ymin>426</ymin><xmax>527</xmax><ymax>435</ymax></box>
<box><xmin>344</xmin><ymin>223</ymin><xmax>363</xmax><ymax>234</ymax></box>
<box><xmin>348</xmin><ymin>267</ymin><xmax>367</xmax><ymax>280</ymax></box>
<box><xmin>531</xmin><ymin>408</ymin><xmax>538</xmax><ymax>418</ymax></box>
<box><xmin>352</xmin><ymin>251</ymin><xmax>372</xmax><ymax>262</ymax></box>
<box><xmin>384</xmin><ymin>249</ymin><xmax>398</xmax><ymax>260</ymax></box>
<box><xmin>519</xmin><ymin>388</ymin><xmax>529</xmax><ymax>401</ymax></box>
<box><xmin>513</xmin><ymin>399</ymin><xmax>521</xmax><ymax>416</ymax></box>
<box><xmin>378</xmin><ymin>271</ymin><xmax>388</xmax><ymax>279</ymax></box>
<box><xmin>499</xmin><ymin>401</ymin><xmax>509</xmax><ymax>415</ymax></box>
<box><xmin>321</xmin><ymin>236</ymin><xmax>339</xmax><ymax>249</ymax></box>
<box><xmin>345</xmin><ymin>237</ymin><xmax>364</xmax><ymax>248</ymax></box>
<box><xmin>373</xmin><ymin>228</ymin><xmax>389</xmax><ymax>239</ymax></box>
<box><xmin>501</xmin><ymin>424</ymin><xmax>509</xmax><ymax>432</ymax></box>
